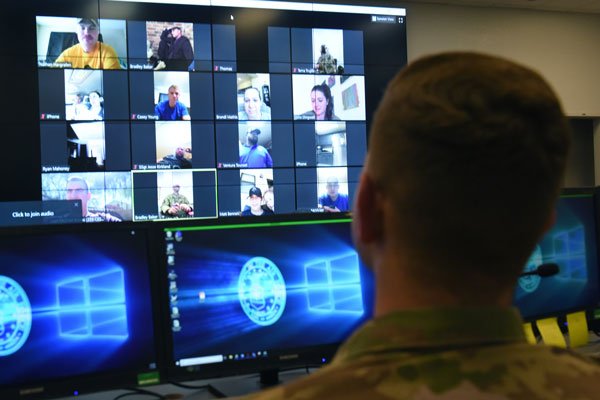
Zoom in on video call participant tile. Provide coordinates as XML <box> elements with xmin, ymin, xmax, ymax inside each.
<box><xmin>239</xmin><ymin>169</ymin><xmax>274</xmax><ymax>217</ymax></box>
<box><xmin>36</xmin><ymin>16</ymin><xmax>127</xmax><ymax>70</ymax></box>
<box><xmin>316</xmin><ymin>167</ymin><xmax>350</xmax><ymax>213</ymax></box>
<box><xmin>41</xmin><ymin>121</ymin><xmax>131</xmax><ymax>174</ymax></box>
<box><xmin>295</xmin><ymin>166</ymin><xmax>358</xmax><ymax>213</ymax></box>
<box><xmin>41</xmin><ymin>171</ymin><xmax>132</xmax><ymax>222</ymax></box>
<box><xmin>40</xmin><ymin>68</ymin><xmax>129</xmax><ymax>121</ymax></box>
<box><xmin>290</xmin><ymin>27</ymin><xmax>364</xmax><ymax>75</ymax></box>
<box><xmin>216</xmin><ymin>122</ymin><xmax>294</xmax><ymax>169</ymax></box>
<box><xmin>131</xmin><ymin>121</ymin><xmax>215</xmax><ymax>171</ymax></box>
<box><xmin>292</xmin><ymin>74</ymin><xmax>366</xmax><ymax>121</ymax></box>
<box><xmin>132</xmin><ymin>169</ymin><xmax>216</xmax><ymax>221</ymax></box>
<box><xmin>216</xmin><ymin>72</ymin><xmax>292</xmax><ymax>121</ymax></box>
<box><xmin>294</xmin><ymin>121</ymin><xmax>367</xmax><ymax>168</ymax></box>
<box><xmin>217</xmin><ymin>168</ymin><xmax>296</xmax><ymax>217</ymax></box>
<box><xmin>237</xmin><ymin>73</ymin><xmax>271</xmax><ymax>121</ymax></box>
<box><xmin>127</xmin><ymin>19</ymin><xmax>213</xmax><ymax>71</ymax></box>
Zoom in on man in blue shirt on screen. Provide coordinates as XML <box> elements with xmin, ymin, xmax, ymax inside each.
<box><xmin>318</xmin><ymin>176</ymin><xmax>348</xmax><ymax>212</ymax></box>
<box><xmin>155</xmin><ymin>85</ymin><xmax>191</xmax><ymax>121</ymax></box>
<box><xmin>239</xmin><ymin>128</ymin><xmax>273</xmax><ymax>168</ymax></box>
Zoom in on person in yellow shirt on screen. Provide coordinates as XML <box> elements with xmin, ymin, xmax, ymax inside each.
<box><xmin>55</xmin><ymin>18</ymin><xmax>122</xmax><ymax>70</ymax></box>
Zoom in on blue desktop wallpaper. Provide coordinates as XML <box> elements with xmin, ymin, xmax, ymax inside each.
<box><xmin>167</xmin><ymin>222</ymin><xmax>374</xmax><ymax>362</ymax></box>
<box><xmin>0</xmin><ymin>230</ymin><xmax>156</xmax><ymax>386</ymax></box>
<box><xmin>514</xmin><ymin>196</ymin><xmax>600</xmax><ymax>319</ymax></box>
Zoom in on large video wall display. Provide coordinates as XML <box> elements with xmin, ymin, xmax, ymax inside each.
<box><xmin>33</xmin><ymin>1</ymin><xmax>407</xmax><ymax>224</ymax></box>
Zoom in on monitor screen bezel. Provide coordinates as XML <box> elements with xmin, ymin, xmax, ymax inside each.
<box><xmin>0</xmin><ymin>221</ymin><xmax>167</xmax><ymax>399</ymax></box>
<box><xmin>157</xmin><ymin>215</ymin><xmax>371</xmax><ymax>383</ymax></box>
<box><xmin>516</xmin><ymin>187</ymin><xmax>600</xmax><ymax>323</ymax></box>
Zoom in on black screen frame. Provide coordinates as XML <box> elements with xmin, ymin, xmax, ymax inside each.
<box><xmin>156</xmin><ymin>214</ymin><xmax>371</xmax><ymax>383</ymax></box>
<box><xmin>0</xmin><ymin>221</ymin><xmax>167</xmax><ymax>399</ymax></box>
<box><xmin>516</xmin><ymin>187</ymin><xmax>600</xmax><ymax>324</ymax></box>
<box><xmin>1</xmin><ymin>0</ymin><xmax>408</xmax><ymax>225</ymax></box>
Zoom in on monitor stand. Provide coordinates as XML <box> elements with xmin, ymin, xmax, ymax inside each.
<box><xmin>205</xmin><ymin>368</ymin><xmax>308</xmax><ymax>398</ymax></box>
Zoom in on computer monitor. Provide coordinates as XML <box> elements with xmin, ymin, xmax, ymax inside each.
<box><xmin>513</xmin><ymin>190</ymin><xmax>600</xmax><ymax>321</ymax></box>
<box><xmin>0</xmin><ymin>224</ymin><xmax>162</xmax><ymax>398</ymax></box>
<box><xmin>1</xmin><ymin>0</ymin><xmax>408</xmax><ymax>227</ymax></box>
<box><xmin>161</xmin><ymin>218</ymin><xmax>374</xmax><ymax>396</ymax></box>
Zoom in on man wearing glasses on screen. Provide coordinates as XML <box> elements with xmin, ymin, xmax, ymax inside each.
<box><xmin>318</xmin><ymin>176</ymin><xmax>348</xmax><ymax>212</ymax></box>
<box><xmin>55</xmin><ymin>18</ymin><xmax>122</xmax><ymax>70</ymax></box>
<box><xmin>65</xmin><ymin>177</ymin><xmax>121</xmax><ymax>222</ymax></box>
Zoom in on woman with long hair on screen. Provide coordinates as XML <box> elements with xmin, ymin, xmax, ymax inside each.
<box><xmin>310</xmin><ymin>84</ymin><xmax>340</xmax><ymax>121</ymax></box>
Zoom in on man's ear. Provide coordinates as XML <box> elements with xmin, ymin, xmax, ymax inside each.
<box><xmin>353</xmin><ymin>173</ymin><xmax>385</xmax><ymax>244</ymax></box>
<box><xmin>542</xmin><ymin>209</ymin><xmax>556</xmax><ymax>235</ymax></box>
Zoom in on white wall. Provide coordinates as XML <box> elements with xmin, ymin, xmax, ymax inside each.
<box><xmin>401</xmin><ymin>2</ymin><xmax>600</xmax><ymax>117</ymax></box>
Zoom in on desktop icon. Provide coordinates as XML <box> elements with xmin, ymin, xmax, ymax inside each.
<box><xmin>172</xmin><ymin>319</ymin><xmax>181</xmax><ymax>332</ymax></box>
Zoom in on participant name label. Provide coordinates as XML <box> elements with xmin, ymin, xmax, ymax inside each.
<box><xmin>134</xmin><ymin>214</ymin><xmax>159</xmax><ymax>221</ymax></box>
<box><xmin>219</xmin><ymin>211</ymin><xmax>241</xmax><ymax>217</ymax></box>
<box><xmin>216</xmin><ymin>114</ymin><xmax>238</xmax><ymax>120</ymax></box>
<box><xmin>132</xmin><ymin>114</ymin><xmax>159</xmax><ymax>120</ymax></box>
<box><xmin>129</xmin><ymin>64</ymin><xmax>154</xmax><ymax>70</ymax></box>
<box><xmin>42</xmin><ymin>166</ymin><xmax>69</xmax><ymax>172</ymax></box>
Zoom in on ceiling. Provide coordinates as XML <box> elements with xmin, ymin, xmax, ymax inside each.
<box><xmin>409</xmin><ymin>0</ymin><xmax>600</xmax><ymax>14</ymax></box>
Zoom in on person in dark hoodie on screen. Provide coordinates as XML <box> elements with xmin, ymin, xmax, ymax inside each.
<box><xmin>153</xmin><ymin>27</ymin><xmax>174</xmax><ymax>70</ymax></box>
<box><xmin>166</xmin><ymin>26</ymin><xmax>194</xmax><ymax>71</ymax></box>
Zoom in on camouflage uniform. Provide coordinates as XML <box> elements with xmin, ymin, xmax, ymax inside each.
<box><xmin>160</xmin><ymin>192</ymin><xmax>192</xmax><ymax>218</ymax></box>
<box><xmin>240</xmin><ymin>307</ymin><xmax>600</xmax><ymax>399</ymax></box>
<box><xmin>317</xmin><ymin>52</ymin><xmax>336</xmax><ymax>74</ymax></box>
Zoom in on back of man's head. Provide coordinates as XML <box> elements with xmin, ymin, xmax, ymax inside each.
<box><xmin>365</xmin><ymin>52</ymin><xmax>570</xmax><ymax>300</ymax></box>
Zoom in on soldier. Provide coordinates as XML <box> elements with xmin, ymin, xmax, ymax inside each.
<box><xmin>161</xmin><ymin>184</ymin><xmax>192</xmax><ymax>218</ymax></box>
<box><xmin>241</xmin><ymin>51</ymin><xmax>600</xmax><ymax>399</ymax></box>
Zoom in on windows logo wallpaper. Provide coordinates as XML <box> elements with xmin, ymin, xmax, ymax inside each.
<box><xmin>513</xmin><ymin>196</ymin><xmax>600</xmax><ymax>319</ymax></box>
<box><xmin>0</xmin><ymin>231</ymin><xmax>156</xmax><ymax>386</ymax></box>
<box><xmin>168</xmin><ymin>222</ymin><xmax>374</xmax><ymax>362</ymax></box>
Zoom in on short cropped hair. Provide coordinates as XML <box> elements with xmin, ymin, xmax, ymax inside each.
<box><xmin>367</xmin><ymin>52</ymin><xmax>570</xmax><ymax>296</ymax></box>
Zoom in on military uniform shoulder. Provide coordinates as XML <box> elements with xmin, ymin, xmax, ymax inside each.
<box><xmin>236</xmin><ymin>343</ymin><xmax>600</xmax><ymax>400</ymax></box>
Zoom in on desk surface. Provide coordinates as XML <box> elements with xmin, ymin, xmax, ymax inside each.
<box><xmin>53</xmin><ymin>369</ymin><xmax>313</xmax><ymax>400</ymax></box>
